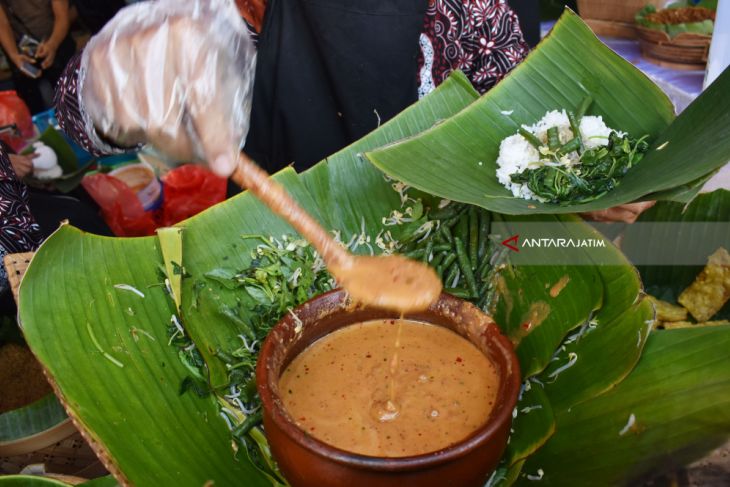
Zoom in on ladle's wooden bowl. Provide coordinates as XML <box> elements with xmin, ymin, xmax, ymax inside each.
<box><xmin>256</xmin><ymin>289</ymin><xmax>521</xmax><ymax>487</ymax></box>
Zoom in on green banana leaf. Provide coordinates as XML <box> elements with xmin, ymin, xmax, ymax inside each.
<box><xmin>517</xmin><ymin>326</ymin><xmax>730</xmax><ymax>486</ymax></box>
<box><xmin>15</xmin><ymin>17</ymin><xmax>730</xmax><ymax>487</ymax></box>
<box><xmin>541</xmin><ymin>299</ymin><xmax>655</xmax><ymax>412</ymax></box>
<box><xmin>79</xmin><ymin>478</ymin><xmax>119</xmax><ymax>487</ymax></box>
<box><xmin>365</xmin><ymin>10</ymin><xmax>730</xmax><ymax>214</ymax></box>
<box><xmin>22</xmin><ymin>127</ymin><xmax>95</xmax><ymax>194</ymax></box>
<box><xmin>503</xmin><ymin>381</ymin><xmax>555</xmax><ymax>467</ymax></box>
<box><xmin>0</xmin><ymin>394</ymin><xmax>66</xmax><ymax>442</ymax></box>
<box><xmin>490</xmin><ymin>215</ymin><xmax>604</xmax><ymax>378</ymax></box>
<box><xmin>621</xmin><ymin>189</ymin><xmax>730</xmax><ymax>319</ymax></box>
<box><xmin>19</xmin><ymin>227</ymin><xmax>265</xmax><ymax>486</ymax></box>
<box><xmin>492</xmin><ymin>216</ymin><xmax>649</xmax><ymax>481</ymax></box>
<box><xmin>0</xmin><ymin>476</ymin><xmax>119</xmax><ymax>486</ymax></box>
<box><xmin>0</xmin><ymin>476</ymin><xmax>72</xmax><ymax>486</ymax></box>
<box><xmin>16</xmin><ymin>73</ymin><xmax>479</xmax><ymax>486</ymax></box>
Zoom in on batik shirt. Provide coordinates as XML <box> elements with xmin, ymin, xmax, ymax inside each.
<box><xmin>0</xmin><ymin>148</ymin><xmax>42</xmax><ymax>293</ymax></box>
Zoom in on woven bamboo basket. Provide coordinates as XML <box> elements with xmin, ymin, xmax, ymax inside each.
<box><xmin>577</xmin><ymin>0</ymin><xmax>664</xmax><ymax>38</ymax></box>
<box><xmin>635</xmin><ymin>26</ymin><xmax>711</xmax><ymax>69</ymax></box>
<box><xmin>0</xmin><ymin>419</ymin><xmax>104</xmax><ymax>477</ymax></box>
<box><xmin>1</xmin><ymin>253</ymin><xmax>106</xmax><ymax>477</ymax></box>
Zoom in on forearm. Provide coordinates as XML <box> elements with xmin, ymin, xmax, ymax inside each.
<box><xmin>0</xmin><ymin>8</ymin><xmax>19</xmax><ymax>60</ymax></box>
<box><xmin>47</xmin><ymin>0</ymin><xmax>71</xmax><ymax>48</ymax></box>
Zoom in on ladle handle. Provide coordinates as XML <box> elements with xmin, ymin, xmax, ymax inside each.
<box><xmin>232</xmin><ymin>153</ymin><xmax>352</xmax><ymax>268</ymax></box>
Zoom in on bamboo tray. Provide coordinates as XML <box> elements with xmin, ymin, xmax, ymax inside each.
<box><xmin>1</xmin><ymin>253</ymin><xmax>106</xmax><ymax>477</ymax></box>
<box><xmin>635</xmin><ymin>25</ymin><xmax>711</xmax><ymax>69</ymax></box>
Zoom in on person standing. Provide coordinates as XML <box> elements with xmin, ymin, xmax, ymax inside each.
<box><xmin>0</xmin><ymin>0</ymin><xmax>75</xmax><ymax>113</ymax></box>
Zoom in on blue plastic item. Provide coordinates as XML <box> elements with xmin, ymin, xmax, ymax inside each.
<box><xmin>32</xmin><ymin>108</ymin><xmax>94</xmax><ymax>166</ymax></box>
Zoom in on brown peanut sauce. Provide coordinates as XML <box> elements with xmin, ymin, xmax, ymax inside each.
<box><xmin>279</xmin><ymin>319</ymin><xmax>499</xmax><ymax>457</ymax></box>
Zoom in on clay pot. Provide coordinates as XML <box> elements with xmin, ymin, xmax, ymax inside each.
<box><xmin>256</xmin><ymin>289</ymin><xmax>521</xmax><ymax>487</ymax></box>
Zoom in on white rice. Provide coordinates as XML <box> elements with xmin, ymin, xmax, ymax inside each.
<box><xmin>496</xmin><ymin>109</ymin><xmax>624</xmax><ymax>201</ymax></box>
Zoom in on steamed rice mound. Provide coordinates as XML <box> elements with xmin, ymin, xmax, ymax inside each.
<box><xmin>496</xmin><ymin>110</ymin><xmax>623</xmax><ymax>201</ymax></box>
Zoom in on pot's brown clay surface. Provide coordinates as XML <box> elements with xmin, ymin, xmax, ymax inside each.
<box><xmin>256</xmin><ymin>289</ymin><xmax>521</xmax><ymax>487</ymax></box>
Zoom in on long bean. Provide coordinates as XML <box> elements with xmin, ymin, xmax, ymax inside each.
<box><xmin>576</xmin><ymin>95</ymin><xmax>593</xmax><ymax>118</ymax></box>
<box><xmin>443</xmin><ymin>216</ymin><xmax>461</xmax><ymax>228</ymax></box>
<box><xmin>476</xmin><ymin>279</ymin><xmax>492</xmax><ymax>309</ymax></box>
<box><xmin>405</xmin><ymin>248</ymin><xmax>425</xmax><ymax>259</ymax></box>
<box><xmin>423</xmin><ymin>241</ymin><xmax>434</xmax><ymax>263</ymax></box>
<box><xmin>547</xmin><ymin>127</ymin><xmax>560</xmax><ymax>151</ymax></box>
<box><xmin>445</xmin><ymin>264</ymin><xmax>460</xmax><ymax>288</ymax></box>
<box><xmin>560</xmin><ymin>136</ymin><xmax>582</xmax><ymax>155</ymax></box>
<box><xmin>430</xmin><ymin>252</ymin><xmax>446</xmax><ymax>269</ymax></box>
<box><xmin>477</xmin><ymin>210</ymin><xmax>491</xmax><ymax>261</ymax></box>
<box><xmin>468</xmin><ymin>207</ymin><xmax>479</xmax><ymax>270</ymax></box>
<box><xmin>429</xmin><ymin>203</ymin><xmax>465</xmax><ymax>221</ymax></box>
<box><xmin>439</xmin><ymin>225</ymin><xmax>454</xmax><ymax>244</ymax></box>
<box><xmin>478</xmin><ymin>278</ymin><xmax>490</xmax><ymax>297</ymax></box>
<box><xmin>444</xmin><ymin>287</ymin><xmax>472</xmax><ymax>299</ymax></box>
<box><xmin>567</xmin><ymin>111</ymin><xmax>584</xmax><ymax>153</ymax></box>
<box><xmin>454</xmin><ymin>216</ymin><xmax>469</xmax><ymax>245</ymax></box>
<box><xmin>233</xmin><ymin>410</ymin><xmax>263</xmax><ymax>437</ymax></box>
<box><xmin>478</xmin><ymin>253</ymin><xmax>492</xmax><ymax>280</ymax></box>
<box><xmin>454</xmin><ymin>237</ymin><xmax>478</xmax><ymax>297</ymax></box>
<box><xmin>519</xmin><ymin>127</ymin><xmax>543</xmax><ymax>150</ymax></box>
<box><xmin>437</xmin><ymin>254</ymin><xmax>457</xmax><ymax>278</ymax></box>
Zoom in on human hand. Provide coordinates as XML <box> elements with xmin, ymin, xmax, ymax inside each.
<box><xmin>81</xmin><ymin>0</ymin><xmax>256</xmax><ymax>177</ymax></box>
<box><xmin>36</xmin><ymin>41</ymin><xmax>58</xmax><ymax>69</ymax></box>
<box><xmin>9</xmin><ymin>153</ymin><xmax>35</xmax><ymax>178</ymax></box>
<box><xmin>581</xmin><ymin>201</ymin><xmax>657</xmax><ymax>224</ymax></box>
<box><xmin>10</xmin><ymin>52</ymin><xmax>35</xmax><ymax>72</ymax></box>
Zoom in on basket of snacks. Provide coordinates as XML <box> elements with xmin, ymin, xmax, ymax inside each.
<box><xmin>635</xmin><ymin>4</ymin><xmax>715</xmax><ymax>68</ymax></box>
<box><xmin>577</xmin><ymin>0</ymin><xmax>663</xmax><ymax>37</ymax></box>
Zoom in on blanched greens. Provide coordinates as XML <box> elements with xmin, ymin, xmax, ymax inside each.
<box><xmin>511</xmin><ymin>131</ymin><xmax>650</xmax><ymax>204</ymax></box>
<box><xmin>171</xmin><ymin>234</ymin><xmax>335</xmax><ymax>483</ymax></box>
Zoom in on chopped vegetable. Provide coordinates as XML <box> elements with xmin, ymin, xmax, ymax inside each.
<box><xmin>497</xmin><ymin>100</ymin><xmax>650</xmax><ymax>204</ymax></box>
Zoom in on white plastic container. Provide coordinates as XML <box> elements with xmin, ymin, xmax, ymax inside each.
<box><xmin>109</xmin><ymin>161</ymin><xmax>163</xmax><ymax>210</ymax></box>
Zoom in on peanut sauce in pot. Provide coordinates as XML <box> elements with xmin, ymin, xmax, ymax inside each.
<box><xmin>279</xmin><ymin>319</ymin><xmax>500</xmax><ymax>457</ymax></box>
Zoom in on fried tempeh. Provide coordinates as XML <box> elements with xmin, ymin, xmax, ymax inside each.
<box><xmin>678</xmin><ymin>248</ymin><xmax>730</xmax><ymax>322</ymax></box>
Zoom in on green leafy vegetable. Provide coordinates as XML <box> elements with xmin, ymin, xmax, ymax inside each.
<box><xmin>173</xmin><ymin>234</ymin><xmax>335</xmax><ymax>479</ymax></box>
<box><xmin>511</xmin><ymin>131</ymin><xmax>650</xmax><ymax>204</ymax></box>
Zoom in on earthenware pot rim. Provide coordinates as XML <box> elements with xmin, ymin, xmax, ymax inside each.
<box><xmin>256</xmin><ymin>288</ymin><xmax>521</xmax><ymax>473</ymax></box>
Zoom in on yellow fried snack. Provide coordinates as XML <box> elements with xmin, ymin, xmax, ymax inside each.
<box><xmin>678</xmin><ymin>248</ymin><xmax>730</xmax><ymax>322</ymax></box>
<box><xmin>647</xmin><ymin>295</ymin><xmax>688</xmax><ymax>322</ymax></box>
<box><xmin>661</xmin><ymin>320</ymin><xmax>730</xmax><ymax>330</ymax></box>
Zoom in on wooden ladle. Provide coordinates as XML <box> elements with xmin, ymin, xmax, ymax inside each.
<box><xmin>232</xmin><ymin>153</ymin><xmax>441</xmax><ymax>313</ymax></box>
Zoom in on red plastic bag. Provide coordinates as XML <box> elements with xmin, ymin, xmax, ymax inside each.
<box><xmin>81</xmin><ymin>173</ymin><xmax>157</xmax><ymax>237</ymax></box>
<box><xmin>161</xmin><ymin>164</ymin><xmax>227</xmax><ymax>226</ymax></box>
<box><xmin>0</xmin><ymin>91</ymin><xmax>34</xmax><ymax>152</ymax></box>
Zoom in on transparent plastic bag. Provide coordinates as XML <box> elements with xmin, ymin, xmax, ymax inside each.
<box><xmin>79</xmin><ymin>0</ymin><xmax>256</xmax><ymax>177</ymax></box>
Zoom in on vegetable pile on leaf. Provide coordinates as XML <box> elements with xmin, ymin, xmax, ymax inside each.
<box><xmin>636</xmin><ymin>3</ymin><xmax>715</xmax><ymax>37</ymax></box>
<box><xmin>498</xmin><ymin>97</ymin><xmax>650</xmax><ymax>204</ymax></box>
